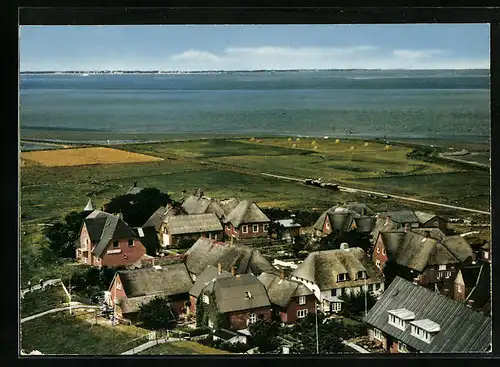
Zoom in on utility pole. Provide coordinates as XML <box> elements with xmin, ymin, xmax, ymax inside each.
<box><xmin>69</xmin><ymin>276</ymin><xmax>72</xmax><ymax>315</ymax></box>
<box><xmin>315</xmin><ymin>301</ymin><xmax>319</xmax><ymax>354</ymax></box>
<box><xmin>364</xmin><ymin>277</ymin><xmax>368</xmax><ymax>317</ymax></box>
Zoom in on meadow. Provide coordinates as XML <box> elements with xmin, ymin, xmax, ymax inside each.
<box><xmin>138</xmin><ymin>340</ymin><xmax>231</xmax><ymax>355</ymax></box>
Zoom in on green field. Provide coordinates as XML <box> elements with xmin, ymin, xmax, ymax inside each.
<box><xmin>138</xmin><ymin>340</ymin><xmax>231</xmax><ymax>355</ymax></box>
<box><xmin>20</xmin><ymin>312</ymin><xmax>149</xmax><ymax>355</ymax></box>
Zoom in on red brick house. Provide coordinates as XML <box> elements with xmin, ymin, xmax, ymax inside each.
<box><xmin>224</xmin><ymin>201</ymin><xmax>270</xmax><ymax>240</ymax></box>
<box><xmin>76</xmin><ymin>210</ymin><xmax>146</xmax><ymax>268</ymax></box>
<box><xmin>363</xmin><ymin>276</ymin><xmax>491</xmax><ymax>353</ymax></box>
<box><xmin>453</xmin><ymin>261</ymin><xmax>490</xmax><ymax>313</ymax></box>
<box><xmin>258</xmin><ymin>271</ymin><xmax>317</xmax><ymax>325</ymax></box>
<box><xmin>108</xmin><ymin>263</ymin><xmax>193</xmax><ymax>321</ymax></box>
<box><xmin>197</xmin><ymin>273</ymin><xmax>272</xmax><ymax>330</ymax></box>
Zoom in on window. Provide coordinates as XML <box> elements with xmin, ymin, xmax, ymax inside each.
<box><xmin>85</xmin><ymin>238</ymin><xmax>89</xmax><ymax>245</ymax></box>
<box><xmin>192</xmin><ymin>274</ymin><xmax>197</xmax><ymax>281</ymax></box>
<box><xmin>457</xmin><ymin>286</ymin><xmax>462</xmax><ymax>294</ymax></box>
<box><xmin>298</xmin><ymin>296</ymin><xmax>306</xmax><ymax>305</ymax></box>
<box><xmin>445</xmin><ymin>271</ymin><xmax>451</xmax><ymax>278</ymax></box>
<box><xmin>249</xmin><ymin>313</ymin><xmax>257</xmax><ymax>324</ymax></box>
<box><xmin>376</xmin><ymin>247</ymin><xmax>380</xmax><ymax>254</ymax></box>
<box><xmin>411</xmin><ymin>325</ymin><xmax>433</xmax><ymax>344</ymax></box>
<box><xmin>113</xmin><ymin>240</ymin><xmax>119</xmax><ymax>248</ymax></box>
<box><xmin>252</xmin><ymin>224</ymin><xmax>259</xmax><ymax>233</ymax></box>
<box><xmin>388</xmin><ymin>314</ymin><xmax>407</xmax><ymax>331</ymax></box>
<box><xmin>297</xmin><ymin>309</ymin><xmax>308</xmax><ymax>318</ymax></box>
<box><xmin>245</xmin><ymin>291</ymin><xmax>252</xmax><ymax>299</ymax></box>
<box><xmin>398</xmin><ymin>341</ymin><xmax>409</xmax><ymax>353</ymax></box>
<box><xmin>116</xmin><ymin>282</ymin><xmax>122</xmax><ymax>290</ymax></box>
<box><xmin>438</xmin><ymin>265</ymin><xmax>446</xmax><ymax>271</ymax></box>
<box><xmin>382</xmin><ymin>248</ymin><xmax>386</xmax><ymax>255</ymax></box>
<box><xmin>226</xmin><ymin>225</ymin><xmax>230</xmax><ymax>231</ymax></box>
<box><xmin>263</xmin><ymin>224</ymin><xmax>269</xmax><ymax>232</ymax></box>
<box><xmin>373</xmin><ymin>328</ymin><xmax>384</xmax><ymax>341</ymax></box>
<box><xmin>331</xmin><ymin>288</ymin><xmax>342</xmax><ymax>297</ymax></box>
<box><xmin>128</xmin><ymin>239</ymin><xmax>134</xmax><ymax>247</ymax></box>
<box><xmin>337</xmin><ymin>273</ymin><xmax>346</xmax><ymax>282</ymax></box>
<box><xmin>357</xmin><ymin>271</ymin><xmax>365</xmax><ymax>280</ymax></box>
<box><xmin>203</xmin><ymin>295</ymin><xmax>210</xmax><ymax>304</ymax></box>
<box><xmin>331</xmin><ymin>302</ymin><xmax>342</xmax><ymax>312</ymax></box>
<box><xmin>484</xmin><ymin>251</ymin><xmax>489</xmax><ymax>259</ymax></box>
<box><xmin>242</xmin><ymin>225</ymin><xmax>248</xmax><ymax>234</ymax></box>
<box><xmin>376</xmin><ymin>259</ymin><xmax>381</xmax><ymax>268</ymax></box>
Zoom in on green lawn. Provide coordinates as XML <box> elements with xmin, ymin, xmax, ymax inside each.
<box><xmin>138</xmin><ymin>340</ymin><xmax>231</xmax><ymax>355</ymax></box>
<box><xmin>21</xmin><ymin>312</ymin><xmax>149</xmax><ymax>355</ymax></box>
<box><xmin>21</xmin><ymin>285</ymin><xmax>68</xmax><ymax>318</ymax></box>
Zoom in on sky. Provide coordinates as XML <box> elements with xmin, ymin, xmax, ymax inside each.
<box><xmin>19</xmin><ymin>24</ymin><xmax>490</xmax><ymax>71</ymax></box>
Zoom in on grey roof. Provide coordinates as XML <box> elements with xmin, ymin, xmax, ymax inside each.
<box><xmin>189</xmin><ymin>265</ymin><xmax>232</xmax><ymax>298</ymax></box>
<box><xmin>117</xmin><ymin>263</ymin><xmax>193</xmax><ymax>298</ymax></box>
<box><xmin>342</xmin><ymin>203</ymin><xmax>376</xmax><ymax>216</ymax></box>
<box><xmin>83</xmin><ymin>211</ymin><xmax>138</xmax><ymax>257</ymax></box>
<box><xmin>380</xmin><ymin>211</ymin><xmax>420</xmax><ymax>224</ymax></box>
<box><xmin>84</xmin><ymin>198</ymin><xmax>95</xmax><ymax>212</ymax></box>
<box><xmin>225</xmin><ymin>201</ymin><xmax>270</xmax><ymax>227</ymax></box>
<box><xmin>370</xmin><ymin>218</ymin><xmax>402</xmax><ymax>242</ymax></box>
<box><xmin>207</xmin><ymin>274</ymin><xmax>271</xmax><ymax>314</ymax></box>
<box><xmin>412</xmin><ymin>228</ymin><xmax>447</xmax><ymax>242</ymax></box>
<box><xmin>119</xmin><ymin>294</ymin><xmax>160</xmax><ymax>314</ymax></box>
<box><xmin>276</xmin><ymin>219</ymin><xmax>301</xmax><ymax>228</ymax></box>
<box><xmin>363</xmin><ymin>277</ymin><xmax>491</xmax><ymax>353</ymax></box>
<box><xmin>142</xmin><ymin>206</ymin><xmax>167</xmax><ymax>230</ymax></box>
<box><xmin>291</xmin><ymin>248</ymin><xmax>384</xmax><ymax>290</ymax></box>
<box><xmin>442</xmin><ymin>236</ymin><xmax>474</xmax><ymax>262</ymax></box>
<box><xmin>166</xmin><ymin>213</ymin><xmax>223</xmax><ymax>235</ymax></box>
<box><xmin>414</xmin><ymin>211</ymin><xmax>439</xmax><ymax>224</ymax></box>
<box><xmin>378</xmin><ymin>230</ymin><xmax>460</xmax><ymax>272</ymax></box>
<box><xmin>353</xmin><ymin>216</ymin><xmax>376</xmax><ymax>233</ymax></box>
<box><xmin>257</xmin><ymin>272</ymin><xmax>314</xmax><ymax>308</ymax></box>
<box><xmin>181</xmin><ymin>195</ymin><xmax>240</xmax><ymax>220</ymax></box>
<box><xmin>313</xmin><ymin>210</ymin><xmax>358</xmax><ymax>232</ymax></box>
<box><xmin>185</xmin><ymin>238</ymin><xmax>278</xmax><ymax>277</ymax></box>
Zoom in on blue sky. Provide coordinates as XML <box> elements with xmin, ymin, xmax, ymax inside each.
<box><xmin>19</xmin><ymin>24</ymin><xmax>490</xmax><ymax>71</ymax></box>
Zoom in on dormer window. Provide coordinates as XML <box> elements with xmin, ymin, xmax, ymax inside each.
<box><xmin>357</xmin><ymin>271</ymin><xmax>365</xmax><ymax>280</ymax></box>
<box><xmin>245</xmin><ymin>291</ymin><xmax>252</xmax><ymax>299</ymax></box>
<box><xmin>113</xmin><ymin>240</ymin><xmax>119</xmax><ymax>248</ymax></box>
<box><xmin>337</xmin><ymin>273</ymin><xmax>347</xmax><ymax>282</ymax></box>
<box><xmin>410</xmin><ymin>319</ymin><xmax>440</xmax><ymax>344</ymax></box>
<box><xmin>388</xmin><ymin>309</ymin><xmax>415</xmax><ymax>331</ymax></box>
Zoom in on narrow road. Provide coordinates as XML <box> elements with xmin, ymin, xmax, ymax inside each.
<box><xmin>21</xmin><ymin>305</ymin><xmax>101</xmax><ymax>323</ymax></box>
<box><xmin>437</xmin><ymin>153</ymin><xmax>490</xmax><ymax>169</ymax></box>
<box><xmin>261</xmin><ymin>173</ymin><xmax>490</xmax><ymax>215</ymax></box>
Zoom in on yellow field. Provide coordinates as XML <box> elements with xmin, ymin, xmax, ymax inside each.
<box><xmin>21</xmin><ymin>147</ymin><xmax>164</xmax><ymax>167</ymax></box>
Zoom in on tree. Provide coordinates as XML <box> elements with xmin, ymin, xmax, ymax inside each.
<box><xmin>44</xmin><ymin>210</ymin><xmax>88</xmax><ymax>258</ymax></box>
<box><xmin>248</xmin><ymin>319</ymin><xmax>281</xmax><ymax>353</ymax></box>
<box><xmin>137</xmin><ymin>296</ymin><xmax>177</xmax><ymax>330</ymax></box>
<box><xmin>290</xmin><ymin>312</ymin><xmax>344</xmax><ymax>354</ymax></box>
<box><xmin>268</xmin><ymin>221</ymin><xmax>285</xmax><ymax>240</ymax></box>
<box><xmin>339</xmin><ymin>291</ymin><xmax>377</xmax><ymax>320</ymax></box>
<box><xmin>103</xmin><ymin>188</ymin><xmax>173</xmax><ymax>227</ymax></box>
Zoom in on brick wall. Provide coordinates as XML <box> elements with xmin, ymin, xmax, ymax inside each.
<box><xmin>285</xmin><ymin>294</ymin><xmax>317</xmax><ymax>324</ymax></box>
<box><xmin>225</xmin><ymin>222</ymin><xmax>269</xmax><ymax>239</ymax></box>
<box><xmin>101</xmin><ymin>239</ymin><xmax>146</xmax><ymax>267</ymax></box>
<box><xmin>368</xmin><ymin>328</ymin><xmax>387</xmax><ymax>350</ymax></box>
<box><xmin>389</xmin><ymin>340</ymin><xmax>399</xmax><ymax>353</ymax></box>
<box><xmin>419</xmin><ymin>265</ymin><xmax>457</xmax><ymax>286</ymax></box>
<box><xmin>109</xmin><ymin>274</ymin><xmax>127</xmax><ymax>306</ymax></box>
<box><xmin>189</xmin><ymin>295</ymin><xmax>198</xmax><ymax>314</ymax></box>
<box><xmin>372</xmin><ymin>235</ymin><xmax>388</xmax><ymax>270</ymax></box>
<box><xmin>228</xmin><ymin>306</ymin><xmax>272</xmax><ymax>330</ymax></box>
<box><xmin>171</xmin><ymin>299</ymin><xmax>188</xmax><ymax>316</ymax></box>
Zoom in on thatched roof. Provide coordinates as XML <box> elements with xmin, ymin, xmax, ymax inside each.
<box><xmin>189</xmin><ymin>265</ymin><xmax>232</xmax><ymax>298</ymax></box>
<box><xmin>292</xmin><ymin>247</ymin><xmax>384</xmax><ymax>290</ymax></box>
<box><xmin>181</xmin><ymin>195</ymin><xmax>240</xmax><ymax>220</ymax></box>
<box><xmin>225</xmin><ymin>201</ymin><xmax>270</xmax><ymax>227</ymax></box>
<box><xmin>258</xmin><ymin>272</ymin><xmax>314</xmax><ymax>308</ymax></box>
<box><xmin>165</xmin><ymin>213</ymin><xmax>223</xmax><ymax>235</ymax></box>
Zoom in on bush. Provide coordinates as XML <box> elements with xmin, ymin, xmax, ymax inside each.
<box><xmin>137</xmin><ymin>296</ymin><xmax>177</xmax><ymax>330</ymax></box>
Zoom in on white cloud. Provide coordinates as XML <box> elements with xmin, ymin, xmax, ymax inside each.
<box><xmin>393</xmin><ymin>49</ymin><xmax>446</xmax><ymax>59</ymax></box>
<box><xmin>170</xmin><ymin>49</ymin><xmax>221</xmax><ymax>62</ymax></box>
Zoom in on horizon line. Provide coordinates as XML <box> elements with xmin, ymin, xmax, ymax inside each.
<box><xmin>20</xmin><ymin>67</ymin><xmax>490</xmax><ymax>73</ymax></box>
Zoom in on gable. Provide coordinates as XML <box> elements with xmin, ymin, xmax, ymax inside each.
<box><xmin>323</xmin><ymin>215</ymin><xmax>331</xmax><ymax>232</ymax></box>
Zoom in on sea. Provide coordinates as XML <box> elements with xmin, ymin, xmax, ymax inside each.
<box><xmin>19</xmin><ymin>69</ymin><xmax>491</xmax><ymax>140</ymax></box>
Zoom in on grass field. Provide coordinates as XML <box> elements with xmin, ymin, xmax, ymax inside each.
<box><xmin>21</xmin><ymin>285</ymin><xmax>68</xmax><ymax>318</ymax></box>
<box><xmin>138</xmin><ymin>340</ymin><xmax>231</xmax><ymax>355</ymax></box>
<box><xmin>20</xmin><ymin>312</ymin><xmax>149</xmax><ymax>355</ymax></box>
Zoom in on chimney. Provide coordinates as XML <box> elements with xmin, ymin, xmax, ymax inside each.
<box><xmin>404</xmin><ymin>223</ymin><xmax>411</xmax><ymax>233</ymax></box>
<box><xmin>231</xmin><ymin>266</ymin><xmax>236</xmax><ymax>276</ymax></box>
<box><xmin>218</xmin><ymin>262</ymin><xmax>222</xmax><ymax>275</ymax></box>
<box><xmin>280</xmin><ymin>268</ymin><xmax>285</xmax><ymax>280</ymax></box>
<box><xmin>340</xmin><ymin>242</ymin><xmax>349</xmax><ymax>250</ymax></box>
<box><xmin>424</xmin><ymin>231</ymin><xmax>431</xmax><ymax>238</ymax></box>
